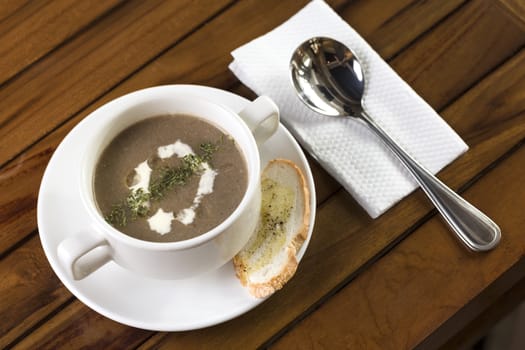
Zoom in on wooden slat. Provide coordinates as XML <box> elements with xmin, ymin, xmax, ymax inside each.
<box><xmin>339</xmin><ymin>0</ymin><xmax>468</xmax><ymax>59</ymax></box>
<box><xmin>11</xmin><ymin>302</ymin><xmax>152</xmax><ymax>350</ymax></box>
<box><xmin>0</xmin><ymin>135</ymin><xmax>58</xmax><ymax>258</ymax></box>
<box><xmin>0</xmin><ymin>0</ymin><xmax>232</xmax><ymax>167</ymax></box>
<box><xmin>496</xmin><ymin>0</ymin><xmax>525</xmax><ymax>28</ymax></box>
<box><xmin>0</xmin><ymin>0</ymin><xmax>124</xmax><ymax>85</ymax></box>
<box><xmin>270</xmin><ymin>144</ymin><xmax>525</xmax><ymax>350</ymax></box>
<box><xmin>438</xmin><ymin>274</ymin><xmax>525</xmax><ymax>350</ymax></box>
<box><xmin>391</xmin><ymin>0</ymin><xmax>525</xmax><ymax>111</ymax></box>
<box><xmin>0</xmin><ymin>0</ymin><xmax>30</xmax><ymax>22</ymax></box>
<box><xmin>419</xmin><ymin>254</ymin><xmax>525</xmax><ymax>350</ymax></box>
<box><xmin>0</xmin><ymin>238</ymin><xmax>71</xmax><ymax>349</ymax></box>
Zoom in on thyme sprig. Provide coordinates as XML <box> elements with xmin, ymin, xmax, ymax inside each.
<box><xmin>105</xmin><ymin>203</ymin><xmax>127</xmax><ymax>227</ymax></box>
<box><xmin>104</xmin><ymin>141</ymin><xmax>220</xmax><ymax>227</ymax></box>
<box><xmin>149</xmin><ymin>141</ymin><xmax>219</xmax><ymax>200</ymax></box>
<box><xmin>126</xmin><ymin>188</ymin><xmax>150</xmax><ymax>219</ymax></box>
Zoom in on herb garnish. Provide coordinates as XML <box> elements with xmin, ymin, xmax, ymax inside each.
<box><xmin>105</xmin><ymin>203</ymin><xmax>127</xmax><ymax>227</ymax></box>
<box><xmin>104</xmin><ymin>141</ymin><xmax>220</xmax><ymax>227</ymax></box>
<box><xmin>126</xmin><ymin>188</ymin><xmax>150</xmax><ymax>219</ymax></box>
<box><xmin>149</xmin><ymin>141</ymin><xmax>219</xmax><ymax>200</ymax></box>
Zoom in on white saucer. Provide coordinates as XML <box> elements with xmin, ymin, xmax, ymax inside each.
<box><xmin>37</xmin><ymin>85</ymin><xmax>316</xmax><ymax>331</ymax></box>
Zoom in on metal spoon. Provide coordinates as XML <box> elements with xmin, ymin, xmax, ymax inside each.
<box><xmin>290</xmin><ymin>37</ymin><xmax>500</xmax><ymax>251</ymax></box>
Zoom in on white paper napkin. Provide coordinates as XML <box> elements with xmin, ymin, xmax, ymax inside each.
<box><xmin>229</xmin><ymin>0</ymin><xmax>468</xmax><ymax>218</ymax></box>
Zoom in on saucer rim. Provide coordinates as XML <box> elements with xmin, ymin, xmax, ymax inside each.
<box><xmin>37</xmin><ymin>84</ymin><xmax>316</xmax><ymax>331</ymax></box>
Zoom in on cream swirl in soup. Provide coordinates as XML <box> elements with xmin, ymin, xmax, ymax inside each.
<box><xmin>94</xmin><ymin>115</ymin><xmax>247</xmax><ymax>243</ymax></box>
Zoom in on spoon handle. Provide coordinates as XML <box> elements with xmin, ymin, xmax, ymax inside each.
<box><xmin>359</xmin><ymin>111</ymin><xmax>500</xmax><ymax>251</ymax></box>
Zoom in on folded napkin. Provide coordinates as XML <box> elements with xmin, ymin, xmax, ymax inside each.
<box><xmin>229</xmin><ymin>0</ymin><xmax>468</xmax><ymax>218</ymax></box>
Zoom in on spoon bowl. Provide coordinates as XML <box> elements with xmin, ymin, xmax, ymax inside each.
<box><xmin>290</xmin><ymin>37</ymin><xmax>501</xmax><ymax>252</ymax></box>
<box><xmin>290</xmin><ymin>37</ymin><xmax>364</xmax><ymax>117</ymax></box>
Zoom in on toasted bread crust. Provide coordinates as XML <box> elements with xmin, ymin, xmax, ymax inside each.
<box><xmin>247</xmin><ymin>246</ymin><xmax>298</xmax><ymax>298</ymax></box>
<box><xmin>233</xmin><ymin>158</ymin><xmax>310</xmax><ymax>298</ymax></box>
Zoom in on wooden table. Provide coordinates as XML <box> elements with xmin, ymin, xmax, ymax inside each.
<box><xmin>1</xmin><ymin>0</ymin><xmax>524</xmax><ymax>349</ymax></box>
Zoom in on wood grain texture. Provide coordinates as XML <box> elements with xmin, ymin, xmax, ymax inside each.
<box><xmin>0</xmin><ymin>0</ymin><xmax>31</xmax><ymax>22</ymax></box>
<box><xmin>496</xmin><ymin>0</ymin><xmax>525</xmax><ymax>28</ymax></box>
<box><xmin>391</xmin><ymin>0</ymin><xmax>525</xmax><ymax>110</ymax></box>
<box><xmin>2</xmin><ymin>1</ymin><xmax>524</xmax><ymax>348</ymax></box>
<box><xmin>0</xmin><ymin>238</ymin><xmax>71</xmax><ymax>349</ymax></box>
<box><xmin>0</xmin><ymin>134</ymin><xmax>58</xmax><ymax>257</ymax></box>
<box><xmin>272</xmin><ymin>143</ymin><xmax>525</xmax><ymax>350</ymax></box>
<box><xmin>419</xmin><ymin>253</ymin><xmax>525</xmax><ymax>350</ymax></box>
<box><xmin>339</xmin><ymin>0</ymin><xmax>468</xmax><ymax>59</ymax></box>
<box><xmin>0</xmin><ymin>0</ymin><xmax>232</xmax><ymax>167</ymax></box>
<box><xmin>438</xmin><ymin>274</ymin><xmax>525</xmax><ymax>350</ymax></box>
<box><xmin>1</xmin><ymin>0</ymin><xmax>524</xmax><ymax>349</ymax></box>
<box><xmin>11</xmin><ymin>301</ymin><xmax>152</xmax><ymax>350</ymax></box>
<box><xmin>0</xmin><ymin>0</ymin><xmax>124</xmax><ymax>85</ymax></box>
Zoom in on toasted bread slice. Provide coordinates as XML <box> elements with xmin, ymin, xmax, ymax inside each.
<box><xmin>233</xmin><ymin>159</ymin><xmax>310</xmax><ymax>298</ymax></box>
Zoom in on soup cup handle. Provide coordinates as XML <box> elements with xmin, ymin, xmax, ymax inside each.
<box><xmin>57</xmin><ymin>232</ymin><xmax>112</xmax><ymax>280</ymax></box>
<box><xmin>238</xmin><ymin>96</ymin><xmax>280</xmax><ymax>144</ymax></box>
